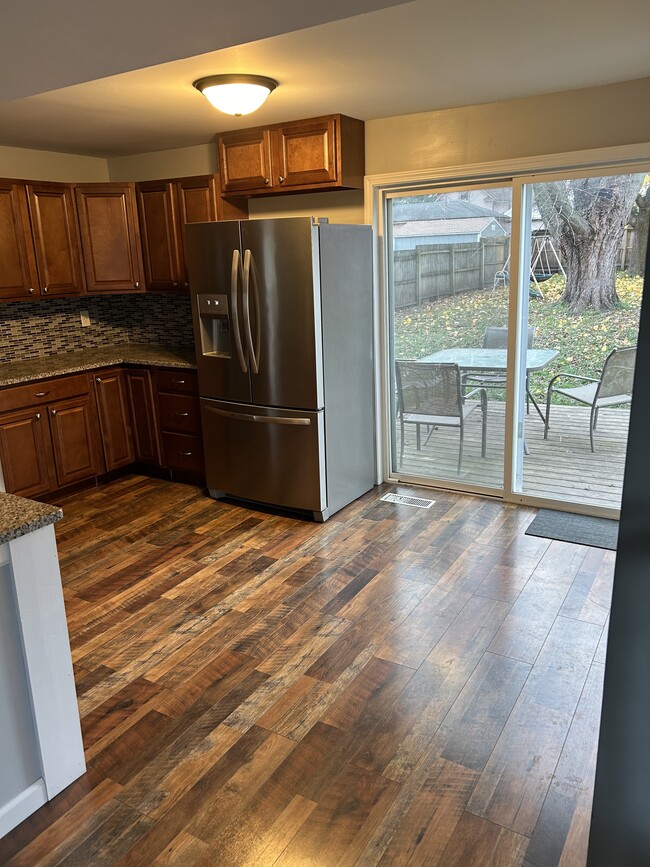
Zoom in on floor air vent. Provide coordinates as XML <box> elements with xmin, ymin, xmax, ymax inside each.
<box><xmin>380</xmin><ymin>493</ymin><xmax>436</xmax><ymax>509</ymax></box>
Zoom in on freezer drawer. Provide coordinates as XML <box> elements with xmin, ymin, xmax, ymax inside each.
<box><xmin>200</xmin><ymin>398</ymin><xmax>326</xmax><ymax>514</ymax></box>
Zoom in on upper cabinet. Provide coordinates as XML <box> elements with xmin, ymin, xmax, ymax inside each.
<box><xmin>217</xmin><ymin>114</ymin><xmax>365</xmax><ymax>197</ymax></box>
<box><xmin>0</xmin><ymin>179</ymin><xmax>84</xmax><ymax>300</ymax></box>
<box><xmin>0</xmin><ymin>180</ymin><xmax>39</xmax><ymax>301</ymax></box>
<box><xmin>137</xmin><ymin>174</ymin><xmax>248</xmax><ymax>292</ymax></box>
<box><xmin>74</xmin><ymin>183</ymin><xmax>144</xmax><ymax>293</ymax></box>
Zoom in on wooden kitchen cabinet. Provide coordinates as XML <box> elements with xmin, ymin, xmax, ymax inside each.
<box><xmin>137</xmin><ymin>174</ymin><xmax>248</xmax><ymax>292</ymax></box>
<box><xmin>93</xmin><ymin>368</ymin><xmax>135</xmax><ymax>471</ymax></box>
<box><xmin>217</xmin><ymin>114</ymin><xmax>365</xmax><ymax>197</ymax></box>
<box><xmin>0</xmin><ymin>180</ymin><xmax>39</xmax><ymax>300</ymax></box>
<box><xmin>74</xmin><ymin>183</ymin><xmax>144</xmax><ymax>293</ymax></box>
<box><xmin>0</xmin><ymin>407</ymin><xmax>55</xmax><ymax>497</ymax></box>
<box><xmin>125</xmin><ymin>368</ymin><xmax>162</xmax><ymax>466</ymax></box>
<box><xmin>26</xmin><ymin>182</ymin><xmax>85</xmax><ymax>297</ymax></box>
<box><xmin>155</xmin><ymin>369</ymin><xmax>204</xmax><ymax>479</ymax></box>
<box><xmin>48</xmin><ymin>395</ymin><xmax>103</xmax><ymax>487</ymax></box>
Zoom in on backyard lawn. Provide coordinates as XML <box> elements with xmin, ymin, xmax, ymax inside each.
<box><xmin>394</xmin><ymin>273</ymin><xmax>643</xmax><ymax>403</ymax></box>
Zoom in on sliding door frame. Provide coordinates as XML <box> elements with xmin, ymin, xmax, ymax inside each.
<box><xmin>366</xmin><ymin>143</ymin><xmax>650</xmax><ymax>518</ymax></box>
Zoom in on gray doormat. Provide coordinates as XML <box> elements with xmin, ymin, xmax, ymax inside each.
<box><xmin>525</xmin><ymin>509</ymin><xmax>619</xmax><ymax>550</ymax></box>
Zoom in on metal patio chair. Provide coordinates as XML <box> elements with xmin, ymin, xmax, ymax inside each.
<box><xmin>464</xmin><ymin>325</ymin><xmax>536</xmax><ymax>413</ymax></box>
<box><xmin>544</xmin><ymin>346</ymin><xmax>636</xmax><ymax>452</ymax></box>
<box><xmin>396</xmin><ymin>360</ymin><xmax>487</xmax><ymax>474</ymax></box>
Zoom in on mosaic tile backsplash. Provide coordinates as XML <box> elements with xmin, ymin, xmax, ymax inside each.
<box><xmin>0</xmin><ymin>294</ymin><xmax>195</xmax><ymax>363</ymax></box>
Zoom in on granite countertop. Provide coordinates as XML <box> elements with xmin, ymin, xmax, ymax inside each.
<box><xmin>0</xmin><ymin>344</ymin><xmax>197</xmax><ymax>387</ymax></box>
<box><xmin>0</xmin><ymin>492</ymin><xmax>62</xmax><ymax>545</ymax></box>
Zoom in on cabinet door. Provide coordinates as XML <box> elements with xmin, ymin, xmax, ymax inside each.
<box><xmin>218</xmin><ymin>128</ymin><xmax>273</xmax><ymax>194</ymax></box>
<box><xmin>273</xmin><ymin>118</ymin><xmax>337</xmax><ymax>189</ymax></box>
<box><xmin>93</xmin><ymin>369</ymin><xmax>134</xmax><ymax>471</ymax></box>
<box><xmin>0</xmin><ymin>181</ymin><xmax>39</xmax><ymax>300</ymax></box>
<box><xmin>136</xmin><ymin>181</ymin><xmax>183</xmax><ymax>292</ymax></box>
<box><xmin>174</xmin><ymin>175</ymin><xmax>218</xmax><ymax>289</ymax></box>
<box><xmin>26</xmin><ymin>182</ymin><xmax>84</xmax><ymax>296</ymax></box>
<box><xmin>48</xmin><ymin>396</ymin><xmax>102</xmax><ymax>487</ymax></box>
<box><xmin>125</xmin><ymin>369</ymin><xmax>161</xmax><ymax>465</ymax></box>
<box><xmin>75</xmin><ymin>184</ymin><xmax>143</xmax><ymax>293</ymax></box>
<box><xmin>0</xmin><ymin>407</ymin><xmax>54</xmax><ymax>497</ymax></box>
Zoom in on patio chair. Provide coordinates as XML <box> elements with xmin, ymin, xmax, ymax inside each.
<box><xmin>396</xmin><ymin>360</ymin><xmax>487</xmax><ymax>474</ymax></box>
<box><xmin>544</xmin><ymin>346</ymin><xmax>636</xmax><ymax>452</ymax></box>
<box><xmin>464</xmin><ymin>326</ymin><xmax>536</xmax><ymax>412</ymax></box>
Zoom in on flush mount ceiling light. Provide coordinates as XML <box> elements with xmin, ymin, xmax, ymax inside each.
<box><xmin>193</xmin><ymin>74</ymin><xmax>278</xmax><ymax>117</ymax></box>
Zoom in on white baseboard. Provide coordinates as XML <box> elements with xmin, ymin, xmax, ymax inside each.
<box><xmin>0</xmin><ymin>779</ymin><xmax>47</xmax><ymax>839</ymax></box>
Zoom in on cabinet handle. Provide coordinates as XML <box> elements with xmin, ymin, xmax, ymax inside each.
<box><xmin>28</xmin><ymin>287</ymin><xmax>35</xmax><ymax>294</ymax></box>
<box><xmin>178</xmin><ymin>451</ymin><xmax>193</xmax><ymax>456</ymax></box>
<box><xmin>278</xmin><ymin>176</ymin><xmax>285</xmax><ymax>183</ymax></box>
<box><xmin>96</xmin><ymin>377</ymin><xmax>102</xmax><ymax>383</ymax></box>
<box><xmin>34</xmin><ymin>391</ymin><xmax>47</xmax><ymax>397</ymax></box>
<box><xmin>264</xmin><ymin>178</ymin><xmax>270</xmax><ymax>185</ymax></box>
<box><xmin>42</xmin><ymin>287</ymin><xmax>49</xmax><ymax>294</ymax></box>
<box><xmin>172</xmin><ymin>379</ymin><xmax>185</xmax><ymax>385</ymax></box>
<box><xmin>35</xmin><ymin>412</ymin><xmax>41</xmax><ymax>420</ymax></box>
<box><xmin>174</xmin><ymin>412</ymin><xmax>189</xmax><ymax>417</ymax></box>
<box><xmin>51</xmin><ymin>409</ymin><xmax>57</xmax><ymax>415</ymax></box>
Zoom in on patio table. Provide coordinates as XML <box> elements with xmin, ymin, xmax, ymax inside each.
<box><xmin>418</xmin><ymin>347</ymin><xmax>560</xmax><ymax>423</ymax></box>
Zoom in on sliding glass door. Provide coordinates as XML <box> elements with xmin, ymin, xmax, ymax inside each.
<box><xmin>385</xmin><ymin>167</ymin><xmax>648</xmax><ymax>514</ymax></box>
<box><xmin>387</xmin><ymin>185</ymin><xmax>512</xmax><ymax>494</ymax></box>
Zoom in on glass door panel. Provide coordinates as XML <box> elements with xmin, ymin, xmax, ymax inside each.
<box><xmin>388</xmin><ymin>186</ymin><xmax>512</xmax><ymax>492</ymax></box>
<box><xmin>514</xmin><ymin>171</ymin><xmax>647</xmax><ymax>510</ymax></box>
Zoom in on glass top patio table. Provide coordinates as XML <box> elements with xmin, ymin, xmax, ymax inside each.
<box><xmin>418</xmin><ymin>348</ymin><xmax>559</xmax><ymax>371</ymax></box>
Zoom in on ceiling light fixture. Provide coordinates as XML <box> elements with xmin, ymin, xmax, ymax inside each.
<box><xmin>193</xmin><ymin>74</ymin><xmax>278</xmax><ymax>117</ymax></box>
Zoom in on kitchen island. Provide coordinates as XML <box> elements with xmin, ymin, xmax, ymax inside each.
<box><xmin>0</xmin><ymin>494</ymin><xmax>85</xmax><ymax>838</ymax></box>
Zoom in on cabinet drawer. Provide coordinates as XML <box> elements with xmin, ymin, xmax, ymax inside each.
<box><xmin>162</xmin><ymin>431</ymin><xmax>204</xmax><ymax>473</ymax></box>
<box><xmin>156</xmin><ymin>369</ymin><xmax>198</xmax><ymax>395</ymax></box>
<box><xmin>158</xmin><ymin>392</ymin><xmax>201</xmax><ymax>435</ymax></box>
<box><xmin>0</xmin><ymin>373</ymin><xmax>90</xmax><ymax>413</ymax></box>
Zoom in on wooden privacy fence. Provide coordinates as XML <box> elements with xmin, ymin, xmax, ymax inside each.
<box><xmin>393</xmin><ymin>238</ymin><xmax>509</xmax><ymax>309</ymax></box>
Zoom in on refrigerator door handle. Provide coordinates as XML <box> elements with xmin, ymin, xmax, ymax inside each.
<box><xmin>230</xmin><ymin>249</ymin><xmax>247</xmax><ymax>373</ymax></box>
<box><xmin>205</xmin><ymin>406</ymin><xmax>311</xmax><ymax>426</ymax></box>
<box><xmin>242</xmin><ymin>249</ymin><xmax>261</xmax><ymax>375</ymax></box>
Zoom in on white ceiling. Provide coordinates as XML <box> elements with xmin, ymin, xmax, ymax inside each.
<box><xmin>1</xmin><ymin>0</ymin><xmax>649</xmax><ymax>158</ymax></box>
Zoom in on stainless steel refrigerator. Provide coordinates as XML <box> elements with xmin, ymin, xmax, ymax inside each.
<box><xmin>185</xmin><ymin>216</ymin><xmax>374</xmax><ymax>521</ymax></box>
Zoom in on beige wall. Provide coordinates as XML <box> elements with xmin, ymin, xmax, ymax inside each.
<box><xmin>107</xmin><ymin>144</ymin><xmax>217</xmax><ymax>182</ymax></box>
<box><xmin>0</xmin><ymin>145</ymin><xmax>109</xmax><ymax>182</ymax></box>
<box><xmin>366</xmin><ymin>77</ymin><xmax>650</xmax><ymax>176</ymax></box>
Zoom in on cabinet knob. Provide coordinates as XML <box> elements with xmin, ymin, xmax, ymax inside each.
<box><xmin>96</xmin><ymin>377</ymin><xmax>102</xmax><ymax>383</ymax></box>
<box><xmin>134</xmin><ymin>282</ymin><xmax>140</xmax><ymax>289</ymax></box>
<box><xmin>172</xmin><ymin>282</ymin><xmax>179</xmax><ymax>288</ymax></box>
<box><xmin>278</xmin><ymin>176</ymin><xmax>285</xmax><ymax>184</ymax></box>
<box><xmin>42</xmin><ymin>287</ymin><xmax>49</xmax><ymax>294</ymax></box>
<box><xmin>51</xmin><ymin>409</ymin><xmax>57</xmax><ymax>415</ymax></box>
<box><xmin>35</xmin><ymin>412</ymin><xmax>41</xmax><ymax>420</ymax></box>
<box><xmin>264</xmin><ymin>177</ymin><xmax>270</xmax><ymax>185</ymax></box>
<box><xmin>183</xmin><ymin>282</ymin><xmax>189</xmax><ymax>290</ymax></box>
<box><xmin>28</xmin><ymin>287</ymin><xmax>35</xmax><ymax>294</ymax></box>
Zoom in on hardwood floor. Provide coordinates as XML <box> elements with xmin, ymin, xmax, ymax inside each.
<box><xmin>0</xmin><ymin>475</ymin><xmax>613</xmax><ymax>866</ymax></box>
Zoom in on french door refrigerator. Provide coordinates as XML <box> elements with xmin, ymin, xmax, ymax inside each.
<box><xmin>185</xmin><ymin>217</ymin><xmax>374</xmax><ymax>521</ymax></box>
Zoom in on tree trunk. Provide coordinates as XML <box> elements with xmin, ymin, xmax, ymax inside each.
<box><xmin>628</xmin><ymin>188</ymin><xmax>650</xmax><ymax>277</ymax></box>
<box><xmin>534</xmin><ymin>174</ymin><xmax>645</xmax><ymax>312</ymax></box>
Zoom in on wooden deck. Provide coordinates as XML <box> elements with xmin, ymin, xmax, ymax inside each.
<box><xmin>396</xmin><ymin>401</ymin><xmax>630</xmax><ymax>509</ymax></box>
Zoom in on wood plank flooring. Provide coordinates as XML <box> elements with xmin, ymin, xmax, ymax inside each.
<box><xmin>0</xmin><ymin>475</ymin><xmax>614</xmax><ymax>866</ymax></box>
<box><xmin>396</xmin><ymin>401</ymin><xmax>629</xmax><ymax>509</ymax></box>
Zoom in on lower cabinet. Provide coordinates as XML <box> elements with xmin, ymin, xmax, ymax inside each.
<box><xmin>124</xmin><ymin>368</ymin><xmax>161</xmax><ymax>466</ymax></box>
<box><xmin>47</xmin><ymin>396</ymin><xmax>103</xmax><ymax>488</ymax></box>
<box><xmin>93</xmin><ymin>369</ymin><xmax>135</xmax><ymax>471</ymax></box>
<box><xmin>0</xmin><ymin>408</ymin><xmax>54</xmax><ymax>498</ymax></box>
<box><xmin>0</xmin><ymin>364</ymin><xmax>204</xmax><ymax>498</ymax></box>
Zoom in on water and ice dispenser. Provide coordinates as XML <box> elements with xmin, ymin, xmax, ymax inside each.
<box><xmin>196</xmin><ymin>294</ymin><xmax>231</xmax><ymax>357</ymax></box>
